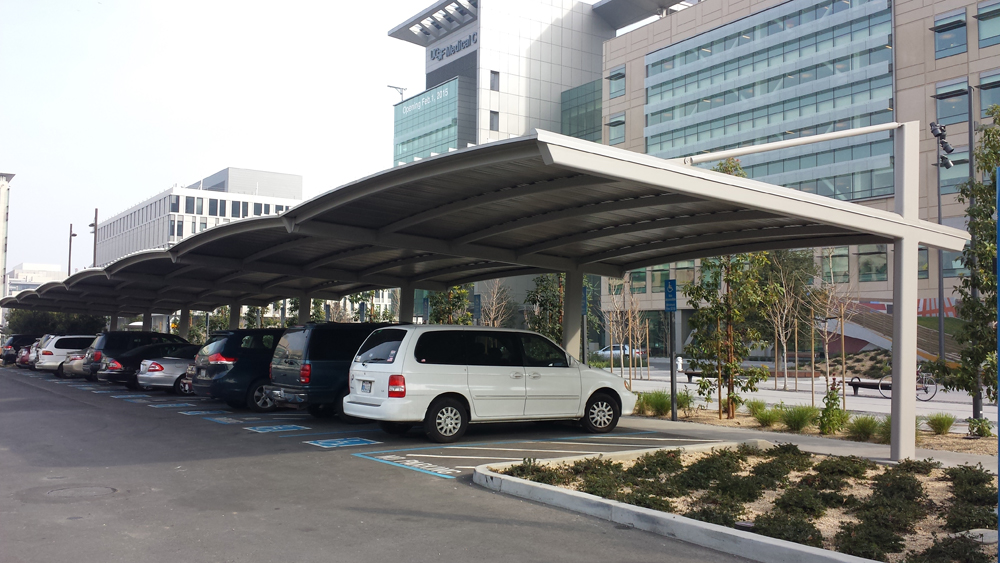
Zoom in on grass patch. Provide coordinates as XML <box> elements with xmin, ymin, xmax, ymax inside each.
<box><xmin>916</xmin><ymin>315</ymin><xmax>966</xmax><ymax>336</ymax></box>
<box><xmin>642</xmin><ymin>390</ymin><xmax>673</xmax><ymax>417</ymax></box>
<box><xmin>753</xmin><ymin>408</ymin><xmax>782</xmax><ymax>428</ymax></box>
<box><xmin>780</xmin><ymin>405</ymin><xmax>820</xmax><ymax>432</ymax></box>
<box><xmin>925</xmin><ymin>412</ymin><xmax>957</xmax><ymax>435</ymax></box>
<box><xmin>743</xmin><ymin>398</ymin><xmax>768</xmax><ymax>417</ymax></box>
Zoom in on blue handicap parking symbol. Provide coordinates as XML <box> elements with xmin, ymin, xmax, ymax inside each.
<box><xmin>179</xmin><ymin>410</ymin><xmax>231</xmax><ymax>416</ymax></box>
<box><xmin>112</xmin><ymin>394</ymin><xmax>149</xmax><ymax>399</ymax></box>
<box><xmin>124</xmin><ymin>399</ymin><xmax>151</xmax><ymax>404</ymax></box>
<box><xmin>304</xmin><ymin>438</ymin><xmax>381</xmax><ymax>449</ymax></box>
<box><xmin>149</xmin><ymin>403</ymin><xmax>196</xmax><ymax>408</ymax></box>
<box><xmin>91</xmin><ymin>390</ymin><xmax>114</xmax><ymax>394</ymax></box>
<box><xmin>205</xmin><ymin>416</ymin><xmax>263</xmax><ymax>425</ymax></box>
<box><xmin>244</xmin><ymin>425</ymin><xmax>311</xmax><ymax>433</ymax></box>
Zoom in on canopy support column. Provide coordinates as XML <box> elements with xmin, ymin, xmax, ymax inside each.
<box><xmin>890</xmin><ymin>237</ymin><xmax>918</xmax><ymax>461</ymax></box>
<box><xmin>178</xmin><ymin>309</ymin><xmax>190</xmax><ymax>339</ymax></box>
<box><xmin>141</xmin><ymin>312</ymin><xmax>152</xmax><ymax>331</ymax></box>
<box><xmin>229</xmin><ymin>304</ymin><xmax>241</xmax><ymax>330</ymax></box>
<box><xmin>298</xmin><ymin>298</ymin><xmax>310</xmax><ymax>325</ymax></box>
<box><xmin>398</xmin><ymin>286</ymin><xmax>414</xmax><ymax>324</ymax></box>
<box><xmin>109</xmin><ymin>315</ymin><xmax>119</xmax><ymax>331</ymax></box>
<box><xmin>563</xmin><ymin>272</ymin><xmax>583</xmax><ymax>360</ymax></box>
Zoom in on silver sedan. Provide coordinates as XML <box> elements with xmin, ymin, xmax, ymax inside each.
<box><xmin>137</xmin><ymin>345</ymin><xmax>201</xmax><ymax>394</ymax></box>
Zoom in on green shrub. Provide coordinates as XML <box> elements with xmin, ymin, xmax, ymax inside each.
<box><xmin>813</xmin><ymin>455</ymin><xmax>876</xmax><ymax>479</ymax></box>
<box><xmin>684</xmin><ymin>493</ymin><xmax>743</xmax><ymax>527</ymax></box>
<box><xmin>925</xmin><ymin>412</ymin><xmax>957</xmax><ymax>435</ymax></box>
<box><xmin>744</xmin><ymin>398</ymin><xmax>768</xmax><ymax>417</ymax></box>
<box><xmin>714</xmin><ymin>474</ymin><xmax>766</xmax><ymax>503</ymax></box>
<box><xmin>834</xmin><ymin>520</ymin><xmax>904</xmax><ymax>560</ymax></box>
<box><xmin>846</xmin><ymin>415</ymin><xmax>880</xmax><ymax>441</ymax></box>
<box><xmin>503</xmin><ymin>459</ymin><xmax>572</xmax><ymax>484</ymax></box>
<box><xmin>764</xmin><ymin>443</ymin><xmax>814</xmax><ymax>471</ymax></box>
<box><xmin>626</xmin><ymin>449</ymin><xmax>683</xmax><ymax>480</ymax></box>
<box><xmin>798</xmin><ymin>473</ymin><xmax>847</xmax><ymax>492</ymax></box>
<box><xmin>818</xmin><ymin>388</ymin><xmax>850</xmax><ymax>435</ymax></box>
<box><xmin>736</xmin><ymin>443</ymin><xmax>765</xmax><ymax>457</ymax></box>
<box><xmin>749</xmin><ymin>458</ymin><xmax>795</xmax><ymax>489</ymax></box>
<box><xmin>894</xmin><ymin>458</ymin><xmax>941</xmax><ymax>476</ymax></box>
<box><xmin>633</xmin><ymin>392</ymin><xmax>648</xmax><ymax>415</ymax></box>
<box><xmin>753</xmin><ymin>408</ymin><xmax>782</xmax><ymax>428</ymax></box>
<box><xmin>781</xmin><ymin>405</ymin><xmax>820</xmax><ymax>432</ymax></box>
<box><xmin>752</xmin><ymin>512</ymin><xmax>824</xmax><ymax>548</ymax></box>
<box><xmin>966</xmin><ymin>417</ymin><xmax>994</xmax><ymax>437</ymax></box>
<box><xmin>673</xmin><ymin>448</ymin><xmax>745</xmax><ymax>491</ymax></box>
<box><xmin>876</xmin><ymin>414</ymin><xmax>893</xmax><ymax>444</ymax></box>
<box><xmin>676</xmin><ymin>388</ymin><xmax>696</xmax><ymax>416</ymax></box>
<box><xmin>945</xmin><ymin>464</ymin><xmax>998</xmax><ymax>506</ymax></box>
<box><xmin>905</xmin><ymin>535</ymin><xmax>992</xmax><ymax>563</ymax></box>
<box><xmin>773</xmin><ymin>485</ymin><xmax>827</xmax><ymax>518</ymax></box>
<box><xmin>617</xmin><ymin>491</ymin><xmax>675</xmax><ymax>513</ymax></box>
<box><xmin>644</xmin><ymin>390</ymin><xmax>672</xmax><ymax>417</ymax></box>
<box><xmin>944</xmin><ymin>502</ymin><xmax>998</xmax><ymax>532</ymax></box>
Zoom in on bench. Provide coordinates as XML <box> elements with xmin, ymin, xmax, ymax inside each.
<box><xmin>685</xmin><ymin>370</ymin><xmax>706</xmax><ymax>383</ymax></box>
<box><xmin>848</xmin><ymin>376</ymin><xmax>887</xmax><ymax>396</ymax></box>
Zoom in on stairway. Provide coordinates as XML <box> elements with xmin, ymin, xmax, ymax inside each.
<box><xmin>852</xmin><ymin>312</ymin><xmax>962</xmax><ymax>362</ymax></box>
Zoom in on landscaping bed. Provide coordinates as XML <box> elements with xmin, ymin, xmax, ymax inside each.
<box><xmin>500</xmin><ymin>445</ymin><xmax>999</xmax><ymax>563</ymax></box>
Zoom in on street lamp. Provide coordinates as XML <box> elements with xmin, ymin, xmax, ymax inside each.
<box><xmin>388</xmin><ymin>85</ymin><xmax>407</xmax><ymax>102</ymax></box>
<box><xmin>929</xmin><ymin>121</ymin><xmax>951</xmax><ymax>369</ymax></box>
<box><xmin>87</xmin><ymin>208</ymin><xmax>98</xmax><ymax>268</ymax></box>
<box><xmin>67</xmin><ymin>224</ymin><xmax>77</xmax><ymax>276</ymax></box>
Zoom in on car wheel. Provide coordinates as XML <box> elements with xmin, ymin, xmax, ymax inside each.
<box><xmin>378</xmin><ymin>421</ymin><xmax>413</xmax><ymax>435</ymax></box>
<box><xmin>246</xmin><ymin>379</ymin><xmax>276</xmax><ymax>412</ymax></box>
<box><xmin>55</xmin><ymin>364</ymin><xmax>67</xmax><ymax>379</ymax></box>
<box><xmin>172</xmin><ymin>377</ymin><xmax>193</xmax><ymax>395</ymax></box>
<box><xmin>307</xmin><ymin>404</ymin><xmax>335</xmax><ymax>419</ymax></box>
<box><xmin>423</xmin><ymin>397</ymin><xmax>468</xmax><ymax>443</ymax></box>
<box><xmin>336</xmin><ymin>387</ymin><xmax>367</xmax><ymax>424</ymax></box>
<box><xmin>581</xmin><ymin>392</ymin><xmax>620</xmax><ymax>434</ymax></box>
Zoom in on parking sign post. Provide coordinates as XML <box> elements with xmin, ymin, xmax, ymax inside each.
<box><xmin>664</xmin><ymin>279</ymin><xmax>678</xmax><ymax>421</ymax></box>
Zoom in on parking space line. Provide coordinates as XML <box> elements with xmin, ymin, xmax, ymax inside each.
<box><xmin>278</xmin><ymin>429</ymin><xmax>382</xmax><ymax>438</ymax></box>
<box><xmin>587</xmin><ymin>436</ymin><xmax>724</xmax><ymax>442</ymax></box>
<box><xmin>357</xmin><ymin>431</ymin><xmax>657</xmax><ymax>457</ymax></box>
<box><xmin>448</xmin><ymin>447</ymin><xmax>605</xmax><ymax>455</ymax></box>
<box><xmin>355</xmin><ymin>454</ymin><xmax>459</xmax><ymax>478</ymax></box>
<box><xmin>405</xmin><ymin>454</ymin><xmax>523</xmax><ymax>460</ymax></box>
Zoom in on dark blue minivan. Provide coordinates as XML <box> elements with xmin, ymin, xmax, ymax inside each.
<box><xmin>190</xmin><ymin>329</ymin><xmax>285</xmax><ymax>411</ymax></box>
<box><xmin>266</xmin><ymin>323</ymin><xmax>395</xmax><ymax>421</ymax></box>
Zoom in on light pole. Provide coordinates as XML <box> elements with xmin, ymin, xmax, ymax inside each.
<box><xmin>87</xmin><ymin>208</ymin><xmax>98</xmax><ymax>268</ymax></box>
<box><xmin>388</xmin><ymin>85</ymin><xmax>407</xmax><ymax>101</ymax></box>
<box><xmin>929</xmin><ymin>121</ymin><xmax>954</xmax><ymax>368</ymax></box>
<box><xmin>67</xmin><ymin>224</ymin><xmax>77</xmax><ymax>276</ymax></box>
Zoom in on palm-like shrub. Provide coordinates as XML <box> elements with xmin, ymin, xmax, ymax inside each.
<box><xmin>925</xmin><ymin>412</ymin><xmax>956</xmax><ymax>435</ymax></box>
<box><xmin>846</xmin><ymin>415</ymin><xmax>880</xmax><ymax>442</ymax></box>
<box><xmin>781</xmin><ymin>406</ymin><xmax>820</xmax><ymax>432</ymax></box>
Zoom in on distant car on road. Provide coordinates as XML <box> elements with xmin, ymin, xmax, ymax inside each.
<box><xmin>594</xmin><ymin>345</ymin><xmax>644</xmax><ymax>360</ymax></box>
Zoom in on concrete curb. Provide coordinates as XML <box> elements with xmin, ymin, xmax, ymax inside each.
<box><xmin>473</xmin><ymin>440</ymin><xmax>878</xmax><ymax>563</ymax></box>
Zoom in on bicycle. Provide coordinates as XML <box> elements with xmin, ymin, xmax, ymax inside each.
<box><xmin>878</xmin><ymin>370</ymin><xmax>938</xmax><ymax>401</ymax></box>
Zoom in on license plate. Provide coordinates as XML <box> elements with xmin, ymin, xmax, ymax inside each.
<box><xmin>198</xmin><ymin>368</ymin><xmax>208</xmax><ymax>379</ymax></box>
<box><xmin>185</xmin><ymin>365</ymin><xmax>196</xmax><ymax>375</ymax></box>
<box><xmin>360</xmin><ymin>380</ymin><xmax>372</xmax><ymax>393</ymax></box>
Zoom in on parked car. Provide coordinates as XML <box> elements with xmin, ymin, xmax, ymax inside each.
<box><xmin>15</xmin><ymin>344</ymin><xmax>35</xmax><ymax>368</ymax></box>
<box><xmin>343</xmin><ymin>326</ymin><xmax>637</xmax><ymax>443</ymax></box>
<box><xmin>34</xmin><ymin>335</ymin><xmax>98</xmax><ymax>376</ymax></box>
<box><xmin>26</xmin><ymin>339</ymin><xmax>42</xmax><ymax>370</ymax></box>
<box><xmin>137</xmin><ymin>345</ymin><xmax>202</xmax><ymax>394</ymax></box>
<box><xmin>594</xmin><ymin>344</ymin><xmax>644</xmax><ymax>360</ymax></box>
<box><xmin>59</xmin><ymin>350</ymin><xmax>89</xmax><ymax>378</ymax></box>
<box><xmin>2</xmin><ymin>334</ymin><xmax>42</xmax><ymax>365</ymax></box>
<box><xmin>267</xmin><ymin>323</ymin><xmax>397</xmax><ymax>421</ymax></box>
<box><xmin>98</xmin><ymin>341</ymin><xmax>197</xmax><ymax>389</ymax></box>
<box><xmin>83</xmin><ymin>331</ymin><xmax>188</xmax><ymax>382</ymax></box>
<box><xmin>190</xmin><ymin>329</ymin><xmax>285</xmax><ymax>412</ymax></box>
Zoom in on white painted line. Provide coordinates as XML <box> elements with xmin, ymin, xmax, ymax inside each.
<box><xmin>449</xmin><ymin>447</ymin><xmax>606</xmax><ymax>455</ymax></box>
<box><xmin>587</xmin><ymin>437</ymin><xmax>723</xmax><ymax>442</ymax></box>
<box><xmin>406</xmin><ymin>454</ymin><xmax>523</xmax><ymax>460</ymax></box>
<box><xmin>533</xmin><ymin>441</ymin><xmax>686</xmax><ymax>447</ymax></box>
<box><xmin>455</xmin><ymin>466</ymin><xmax>480</xmax><ymax>469</ymax></box>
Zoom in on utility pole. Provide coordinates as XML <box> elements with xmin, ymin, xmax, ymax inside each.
<box><xmin>88</xmin><ymin>208</ymin><xmax>98</xmax><ymax>268</ymax></box>
<box><xmin>67</xmin><ymin>224</ymin><xmax>77</xmax><ymax>276</ymax></box>
<box><xmin>388</xmin><ymin>85</ymin><xmax>407</xmax><ymax>102</ymax></box>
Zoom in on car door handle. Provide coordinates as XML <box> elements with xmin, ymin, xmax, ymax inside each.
<box><xmin>528</xmin><ymin>372</ymin><xmax>542</xmax><ymax>379</ymax></box>
<box><xmin>509</xmin><ymin>372</ymin><xmax>523</xmax><ymax>379</ymax></box>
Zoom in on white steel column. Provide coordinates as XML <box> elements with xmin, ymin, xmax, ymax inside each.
<box><xmin>398</xmin><ymin>286</ymin><xmax>415</xmax><ymax>324</ymax></box>
<box><xmin>889</xmin><ymin>120</ymin><xmax>920</xmax><ymax>461</ymax></box>
<box><xmin>298</xmin><ymin>297</ymin><xmax>310</xmax><ymax>325</ymax></box>
<box><xmin>178</xmin><ymin>309</ymin><xmax>190</xmax><ymax>339</ymax></box>
<box><xmin>109</xmin><ymin>314</ymin><xmax>119</xmax><ymax>331</ymax></box>
<box><xmin>229</xmin><ymin>304</ymin><xmax>241</xmax><ymax>330</ymax></box>
<box><xmin>141</xmin><ymin>312</ymin><xmax>152</xmax><ymax>331</ymax></box>
<box><xmin>563</xmin><ymin>272</ymin><xmax>583</xmax><ymax>359</ymax></box>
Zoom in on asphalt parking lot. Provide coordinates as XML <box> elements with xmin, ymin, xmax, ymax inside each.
<box><xmin>0</xmin><ymin>366</ymin><xmax>751</xmax><ymax>563</ymax></box>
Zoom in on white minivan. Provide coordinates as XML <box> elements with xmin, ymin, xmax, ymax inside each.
<box><xmin>35</xmin><ymin>335</ymin><xmax>99</xmax><ymax>376</ymax></box>
<box><xmin>343</xmin><ymin>325</ymin><xmax>637</xmax><ymax>443</ymax></box>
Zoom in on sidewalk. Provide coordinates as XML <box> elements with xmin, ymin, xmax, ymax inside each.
<box><xmin>621</xmin><ymin>414</ymin><xmax>999</xmax><ymax>472</ymax></box>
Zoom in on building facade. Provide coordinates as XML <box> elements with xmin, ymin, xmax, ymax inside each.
<box><xmin>5</xmin><ymin>263</ymin><xmax>64</xmax><ymax>297</ymax></box>
<box><xmin>95</xmin><ymin>168</ymin><xmax>302</xmax><ymax>267</ymax></box>
<box><xmin>0</xmin><ymin>174</ymin><xmax>12</xmax><ymax>297</ymax></box>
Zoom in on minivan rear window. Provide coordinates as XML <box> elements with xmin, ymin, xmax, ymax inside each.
<box><xmin>55</xmin><ymin>337</ymin><xmax>96</xmax><ymax>350</ymax></box>
<box><xmin>273</xmin><ymin>329</ymin><xmax>308</xmax><ymax>362</ymax></box>
<box><xmin>355</xmin><ymin>329</ymin><xmax>406</xmax><ymax>364</ymax></box>
<box><xmin>309</xmin><ymin>328</ymin><xmax>369</xmax><ymax>362</ymax></box>
<box><xmin>198</xmin><ymin>337</ymin><xmax>227</xmax><ymax>357</ymax></box>
<box><xmin>414</xmin><ymin>331</ymin><xmax>465</xmax><ymax>365</ymax></box>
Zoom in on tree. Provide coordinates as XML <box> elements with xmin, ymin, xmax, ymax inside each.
<box><xmin>429</xmin><ymin>285</ymin><xmax>472</xmax><ymax>325</ymax></box>
<box><xmin>4</xmin><ymin>310</ymin><xmax>106</xmax><ymax>335</ymax></box>
<box><xmin>809</xmin><ymin>248</ymin><xmax>858</xmax><ymax>386</ymax></box>
<box><xmin>348</xmin><ymin>290</ymin><xmax>397</xmax><ymax>322</ymax></box>
<box><xmin>480</xmin><ymin>278</ymin><xmax>514</xmax><ymax>328</ymax></box>
<box><xmin>601</xmin><ymin>271</ymin><xmax>646</xmax><ymax>375</ymax></box>
<box><xmin>524</xmin><ymin>273</ymin><xmax>563</xmax><ymax>342</ymax></box>
<box><xmin>761</xmin><ymin>250</ymin><xmax>817</xmax><ymax>390</ymax></box>
<box><xmin>928</xmin><ymin>104</ymin><xmax>1000</xmax><ymax>409</ymax></box>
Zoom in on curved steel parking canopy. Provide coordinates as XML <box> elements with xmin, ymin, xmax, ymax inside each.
<box><xmin>3</xmin><ymin>127</ymin><xmax>966</xmax><ymax>317</ymax></box>
<box><xmin>1</xmin><ymin>125</ymin><xmax>970</xmax><ymax>461</ymax></box>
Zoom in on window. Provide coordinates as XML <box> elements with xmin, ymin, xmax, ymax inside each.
<box><xmin>489</xmin><ymin>111</ymin><xmax>499</xmax><ymax>131</ymax></box>
<box><xmin>932</xmin><ymin>12</ymin><xmax>967</xmax><ymax>58</ymax></box>
<box><xmin>307</xmin><ymin>329</ymin><xmax>366</xmax><ymax>361</ymax></box>
<box><xmin>168</xmin><ymin>218</ymin><xmax>175</xmax><ymax>237</ymax></box>
<box><xmin>608</xmin><ymin>66</ymin><xmax>625</xmax><ymax>99</ymax></box>
<box><xmin>231</xmin><ymin>201</ymin><xmax>240</xmax><ymax>218</ymax></box>
<box><xmin>977</xmin><ymin>1</ymin><xmax>1000</xmax><ymax>48</ymax></box>
<box><xmin>242</xmin><ymin>201</ymin><xmax>249</xmax><ymax>217</ymax></box>
<box><xmin>918</xmin><ymin>246</ymin><xmax>929</xmax><ymax>279</ymax></box>
<box><xmin>490</xmin><ymin>71</ymin><xmax>499</xmax><ymax>91</ymax></box>
<box><xmin>629</xmin><ymin>269</ymin><xmax>646</xmax><ymax>293</ymax></box>
<box><xmin>608</xmin><ymin>277</ymin><xmax>624</xmax><ymax>295</ymax></box>
<box><xmin>981</xmin><ymin>72</ymin><xmax>1000</xmax><ymax>116</ymax></box>
<box><xmin>169</xmin><ymin>195</ymin><xmax>179</xmax><ymax>213</ymax></box>
<box><xmin>196</xmin><ymin>198</ymin><xmax>203</xmax><ymax>215</ymax></box>
<box><xmin>519</xmin><ymin>334</ymin><xmax>568</xmax><ymax>367</ymax></box>
<box><xmin>208</xmin><ymin>199</ymin><xmax>218</xmax><ymax>216</ymax></box>
<box><xmin>935</xmin><ymin>81</ymin><xmax>969</xmax><ymax>126</ymax></box>
<box><xmin>191</xmin><ymin>219</ymin><xmax>196</xmax><ymax>235</ymax></box>
<box><xmin>821</xmin><ymin>247</ymin><xmax>850</xmax><ymax>283</ymax></box>
<box><xmin>651</xmin><ymin>265</ymin><xmax>670</xmax><ymax>293</ymax></box>
<box><xmin>608</xmin><ymin>113</ymin><xmax>625</xmax><ymax>145</ymax></box>
<box><xmin>857</xmin><ymin>244</ymin><xmax>888</xmax><ymax>282</ymax></box>
<box><xmin>675</xmin><ymin>260</ymin><xmax>696</xmax><ymax>285</ymax></box>
<box><xmin>275</xmin><ymin>205</ymin><xmax>283</xmax><ymax>213</ymax></box>
<box><xmin>264</xmin><ymin>204</ymin><xmax>270</xmax><ymax>215</ymax></box>
<box><xmin>253</xmin><ymin>203</ymin><xmax>262</xmax><ymax>216</ymax></box>
<box><xmin>942</xmin><ymin>249</ymin><xmax>969</xmax><ymax>277</ymax></box>
<box><xmin>199</xmin><ymin>219</ymin><xmax>207</xmax><ymax>232</ymax></box>
<box><xmin>219</xmin><ymin>199</ymin><xmax>226</xmax><ymax>217</ymax></box>
<box><xmin>185</xmin><ymin>196</ymin><xmax>195</xmax><ymax>214</ymax></box>
<box><xmin>467</xmin><ymin>332</ymin><xmax>520</xmax><ymax>366</ymax></box>
<box><xmin>356</xmin><ymin>328</ymin><xmax>406</xmax><ymax>363</ymax></box>
<box><xmin>939</xmin><ymin>149</ymin><xmax>970</xmax><ymax>194</ymax></box>
<box><xmin>413</xmin><ymin>331</ymin><xmax>465</xmax><ymax>364</ymax></box>
<box><xmin>176</xmin><ymin>220</ymin><xmax>184</xmax><ymax>237</ymax></box>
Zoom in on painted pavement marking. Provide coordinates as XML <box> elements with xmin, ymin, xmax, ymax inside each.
<box><xmin>111</xmin><ymin>394</ymin><xmax>150</xmax><ymax>399</ymax></box>
<box><xmin>244</xmin><ymin>425</ymin><xmax>312</xmax><ymax>433</ymax></box>
<box><xmin>278</xmin><ymin>429</ymin><xmax>382</xmax><ymax>438</ymax></box>
<box><xmin>124</xmin><ymin>399</ymin><xmax>151</xmax><ymax>404</ymax></box>
<box><xmin>404</xmin><ymin>454</ymin><xmax>522</xmax><ymax>460</ymax></box>
<box><xmin>178</xmin><ymin>410</ymin><xmax>231</xmax><ymax>416</ymax></box>
<box><xmin>204</xmin><ymin>416</ymin><xmax>265</xmax><ymax>425</ymax></box>
<box><xmin>149</xmin><ymin>403</ymin><xmax>197</xmax><ymax>408</ymax></box>
<box><xmin>303</xmin><ymin>438</ymin><xmax>381</xmax><ymax>449</ymax></box>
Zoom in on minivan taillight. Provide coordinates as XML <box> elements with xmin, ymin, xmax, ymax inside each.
<box><xmin>388</xmin><ymin>375</ymin><xmax>406</xmax><ymax>398</ymax></box>
<box><xmin>299</xmin><ymin>364</ymin><xmax>311</xmax><ymax>384</ymax></box>
<box><xmin>42</xmin><ymin>350</ymin><xmax>53</xmax><ymax>355</ymax></box>
<box><xmin>207</xmin><ymin>353</ymin><xmax>236</xmax><ymax>365</ymax></box>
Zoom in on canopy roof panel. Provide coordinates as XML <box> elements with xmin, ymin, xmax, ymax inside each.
<box><xmin>2</xmin><ymin>128</ymin><xmax>969</xmax><ymax>315</ymax></box>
